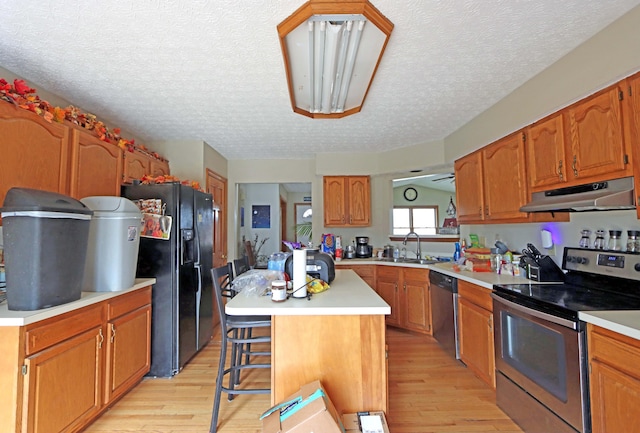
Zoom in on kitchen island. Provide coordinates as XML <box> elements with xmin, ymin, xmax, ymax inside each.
<box><xmin>225</xmin><ymin>269</ymin><xmax>390</xmax><ymax>413</ymax></box>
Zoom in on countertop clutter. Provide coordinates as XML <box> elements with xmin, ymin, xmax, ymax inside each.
<box><xmin>336</xmin><ymin>258</ymin><xmax>640</xmax><ymax>342</ymax></box>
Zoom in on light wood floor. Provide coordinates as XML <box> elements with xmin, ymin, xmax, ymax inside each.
<box><xmin>85</xmin><ymin>327</ymin><xmax>523</xmax><ymax>433</ymax></box>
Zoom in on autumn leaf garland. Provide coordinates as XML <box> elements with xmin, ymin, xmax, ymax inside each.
<box><xmin>0</xmin><ymin>78</ymin><xmax>167</xmax><ymax>161</ymax></box>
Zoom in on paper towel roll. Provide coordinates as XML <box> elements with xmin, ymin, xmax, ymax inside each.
<box><xmin>292</xmin><ymin>249</ymin><xmax>307</xmax><ymax>298</ymax></box>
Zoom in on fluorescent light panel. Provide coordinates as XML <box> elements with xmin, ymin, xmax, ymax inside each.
<box><xmin>278</xmin><ymin>1</ymin><xmax>393</xmax><ymax>119</ymax></box>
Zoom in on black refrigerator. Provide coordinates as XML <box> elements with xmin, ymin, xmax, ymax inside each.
<box><xmin>122</xmin><ymin>182</ymin><xmax>214</xmax><ymax>377</ymax></box>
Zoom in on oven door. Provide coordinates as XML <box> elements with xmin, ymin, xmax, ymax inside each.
<box><xmin>492</xmin><ymin>293</ymin><xmax>588</xmax><ymax>433</ymax></box>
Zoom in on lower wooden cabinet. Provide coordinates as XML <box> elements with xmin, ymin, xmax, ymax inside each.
<box><xmin>587</xmin><ymin>324</ymin><xmax>640</xmax><ymax>433</ymax></box>
<box><xmin>335</xmin><ymin>264</ymin><xmax>376</xmax><ymax>288</ymax></box>
<box><xmin>104</xmin><ymin>289</ymin><xmax>152</xmax><ymax>405</ymax></box>
<box><xmin>457</xmin><ymin>280</ymin><xmax>495</xmax><ymax>388</ymax></box>
<box><xmin>0</xmin><ymin>286</ymin><xmax>152</xmax><ymax>433</ymax></box>
<box><xmin>376</xmin><ymin>266</ymin><xmax>431</xmax><ymax>334</ymax></box>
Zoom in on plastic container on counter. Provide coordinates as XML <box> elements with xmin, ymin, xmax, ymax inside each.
<box><xmin>80</xmin><ymin>196</ymin><xmax>142</xmax><ymax>292</ymax></box>
<box><xmin>1</xmin><ymin>188</ymin><xmax>93</xmax><ymax>310</ymax></box>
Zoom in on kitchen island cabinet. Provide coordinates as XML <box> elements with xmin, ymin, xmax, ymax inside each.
<box><xmin>323</xmin><ymin>175</ymin><xmax>371</xmax><ymax>227</ymax></box>
<box><xmin>0</xmin><ymin>280</ymin><xmax>153</xmax><ymax>433</ymax></box>
<box><xmin>225</xmin><ymin>269</ymin><xmax>389</xmax><ymax>414</ymax></box>
<box><xmin>457</xmin><ymin>280</ymin><xmax>495</xmax><ymax>389</ymax></box>
<box><xmin>335</xmin><ymin>263</ymin><xmax>376</xmax><ymax>288</ymax></box>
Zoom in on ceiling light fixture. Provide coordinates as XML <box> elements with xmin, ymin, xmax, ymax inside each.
<box><xmin>277</xmin><ymin>0</ymin><xmax>393</xmax><ymax>119</ymax></box>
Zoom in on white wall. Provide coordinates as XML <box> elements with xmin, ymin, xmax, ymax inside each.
<box><xmin>237</xmin><ymin>183</ymin><xmax>282</xmax><ymax>260</ymax></box>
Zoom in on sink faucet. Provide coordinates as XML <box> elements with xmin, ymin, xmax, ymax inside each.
<box><xmin>403</xmin><ymin>231</ymin><xmax>422</xmax><ymax>259</ymax></box>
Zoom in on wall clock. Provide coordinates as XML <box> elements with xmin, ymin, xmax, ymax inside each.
<box><xmin>403</xmin><ymin>187</ymin><xmax>418</xmax><ymax>202</ymax></box>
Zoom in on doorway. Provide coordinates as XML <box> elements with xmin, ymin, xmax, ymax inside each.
<box><xmin>206</xmin><ymin>169</ymin><xmax>227</xmax><ymax>269</ymax></box>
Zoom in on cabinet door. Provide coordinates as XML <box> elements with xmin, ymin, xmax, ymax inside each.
<box><xmin>454</xmin><ymin>152</ymin><xmax>484</xmax><ymax>223</ymax></box>
<box><xmin>527</xmin><ymin>113</ymin><xmax>567</xmax><ymax>190</ymax></box>
<box><xmin>323</xmin><ymin>176</ymin><xmax>347</xmax><ymax>226</ymax></box>
<box><xmin>401</xmin><ymin>268</ymin><xmax>431</xmax><ymax>334</ymax></box>
<box><xmin>346</xmin><ymin>176</ymin><xmax>371</xmax><ymax>226</ymax></box>
<box><xmin>69</xmin><ymin>128</ymin><xmax>124</xmax><ymax>199</ymax></box>
<box><xmin>482</xmin><ymin>132</ymin><xmax>529</xmax><ymax>221</ymax></box>
<box><xmin>0</xmin><ymin>103</ymin><xmax>70</xmax><ymax>205</ymax></box>
<box><xmin>376</xmin><ymin>267</ymin><xmax>400</xmax><ymax>326</ymax></box>
<box><xmin>104</xmin><ymin>305</ymin><xmax>151</xmax><ymax>405</ymax></box>
<box><xmin>628</xmin><ymin>74</ymin><xmax>640</xmax><ymax>219</ymax></box>
<box><xmin>458</xmin><ymin>297</ymin><xmax>495</xmax><ymax>388</ymax></box>
<box><xmin>566</xmin><ymin>85</ymin><xmax>629</xmax><ymax>181</ymax></box>
<box><xmin>123</xmin><ymin>149</ymin><xmax>151</xmax><ymax>183</ymax></box>
<box><xmin>22</xmin><ymin>327</ymin><xmax>103</xmax><ymax>433</ymax></box>
<box><xmin>590</xmin><ymin>359</ymin><xmax>640</xmax><ymax>433</ymax></box>
<box><xmin>150</xmin><ymin>159</ymin><xmax>170</xmax><ymax>177</ymax></box>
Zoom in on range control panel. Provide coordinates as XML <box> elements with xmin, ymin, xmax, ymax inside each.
<box><xmin>563</xmin><ymin>247</ymin><xmax>640</xmax><ymax>280</ymax></box>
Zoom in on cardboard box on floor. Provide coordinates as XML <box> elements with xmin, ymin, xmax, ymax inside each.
<box><xmin>261</xmin><ymin>380</ymin><xmax>344</xmax><ymax>433</ymax></box>
<box><xmin>343</xmin><ymin>411</ymin><xmax>390</xmax><ymax>433</ymax></box>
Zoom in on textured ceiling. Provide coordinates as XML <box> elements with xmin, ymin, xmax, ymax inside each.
<box><xmin>2</xmin><ymin>1</ymin><xmax>639</xmax><ymax>160</ymax></box>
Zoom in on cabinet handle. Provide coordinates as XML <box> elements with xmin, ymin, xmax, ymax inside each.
<box><xmin>572</xmin><ymin>155</ymin><xmax>578</xmax><ymax>177</ymax></box>
<box><xmin>98</xmin><ymin>328</ymin><xmax>104</xmax><ymax>349</ymax></box>
<box><xmin>403</xmin><ymin>283</ymin><xmax>406</xmax><ymax>292</ymax></box>
<box><xmin>557</xmin><ymin>160</ymin><xmax>563</xmax><ymax>180</ymax></box>
<box><xmin>110</xmin><ymin>323</ymin><xmax>116</xmax><ymax>343</ymax></box>
<box><xmin>342</xmin><ymin>215</ymin><xmax>345</xmax><ymax>224</ymax></box>
<box><xmin>394</xmin><ymin>283</ymin><xmax>398</xmax><ymax>292</ymax></box>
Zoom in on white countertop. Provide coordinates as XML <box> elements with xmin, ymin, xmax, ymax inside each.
<box><xmin>337</xmin><ymin>258</ymin><xmax>531</xmax><ymax>289</ymax></box>
<box><xmin>0</xmin><ymin>278</ymin><xmax>156</xmax><ymax>327</ymax></box>
<box><xmin>579</xmin><ymin>310</ymin><xmax>640</xmax><ymax>340</ymax></box>
<box><xmin>225</xmin><ymin>269</ymin><xmax>390</xmax><ymax>316</ymax></box>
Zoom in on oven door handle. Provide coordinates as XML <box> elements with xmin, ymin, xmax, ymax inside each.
<box><xmin>491</xmin><ymin>293</ymin><xmax>578</xmax><ymax>330</ymax></box>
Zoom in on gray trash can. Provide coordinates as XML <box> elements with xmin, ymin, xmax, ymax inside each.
<box><xmin>1</xmin><ymin>188</ymin><xmax>93</xmax><ymax>310</ymax></box>
<box><xmin>81</xmin><ymin>196</ymin><xmax>142</xmax><ymax>292</ymax></box>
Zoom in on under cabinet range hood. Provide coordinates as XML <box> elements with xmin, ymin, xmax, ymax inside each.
<box><xmin>520</xmin><ymin>176</ymin><xmax>635</xmax><ymax>212</ymax></box>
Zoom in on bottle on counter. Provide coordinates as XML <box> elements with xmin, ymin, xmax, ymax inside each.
<box><xmin>460</xmin><ymin>239</ymin><xmax>467</xmax><ymax>257</ymax></box>
<box><xmin>453</xmin><ymin>242</ymin><xmax>461</xmax><ymax>262</ymax></box>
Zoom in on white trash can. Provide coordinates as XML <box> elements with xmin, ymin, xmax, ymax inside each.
<box><xmin>81</xmin><ymin>196</ymin><xmax>142</xmax><ymax>292</ymax></box>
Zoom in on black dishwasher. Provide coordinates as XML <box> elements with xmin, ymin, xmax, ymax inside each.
<box><xmin>429</xmin><ymin>270</ymin><xmax>460</xmax><ymax>360</ymax></box>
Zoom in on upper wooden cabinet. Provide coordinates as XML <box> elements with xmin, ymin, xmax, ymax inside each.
<box><xmin>526</xmin><ymin>113</ymin><xmax>568</xmax><ymax>189</ymax></box>
<box><xmin>0</xmin><ymin>102</ymin><xmax>70</xmax><ymax>205</ymax></box>
<box><xmin>454</xmin><ymin>151</ymin><xmax>484</xmax><ymax>222</ymax></box>
<box><xmin>456</xmin><ymin>130</ymin><xmax>569</xmax><ymax>225</ymax></box>
<box><xmin>627</xmin><ymin>72</ymin><xmax>640</xmax><ymax>219</ymax></box>
<box><xmin>527</xmin><ymin>82</ymin><xmax>632</xmax><ymax>192</ymax></box>
<box><xmin>123</xmin><ymin>149</ymin><xmax>170</xmax><ymax>183</ymax></box>
<box><xmin>323</xmin><ymin>176</ymin><xmax>371</xmax><ymax>227</ymax></box>
<box><xmin>123</xmin><ymin>149</ymin><xmax>152</xmax><ymax>183</ymax></box>
<box><xmin>69</xmin><ymin>128</ymin><xmax>124</xmax><ymax>199</ymax></box>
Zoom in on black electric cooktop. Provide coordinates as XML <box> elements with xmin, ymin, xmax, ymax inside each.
<box><xmin>493</xmin><ymin>247</ymin><xmax>640</xmax><ymax>322</ymax></box>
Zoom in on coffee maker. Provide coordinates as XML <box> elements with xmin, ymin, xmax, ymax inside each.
<box><xmin>355</xmin><ymin>236</ymin><xmax>373</xmax><ymax>258</ymax></box>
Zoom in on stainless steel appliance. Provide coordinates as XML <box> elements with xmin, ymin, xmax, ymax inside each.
<box><xmin>123</xmin><ymin>183</ymin><xmax>214</xmax><ymax>377</ymax></box>
<box><xmin>493</xmin><ymin>247</ymin><xmax>640</xmax><ymax>433</ymax></box>
<box><xmin>355</xmin><ymin>236</ymin><xmax>372</xmax><ymax>258</ymax></box>
<box><xmin>429</xmin><ymin>270</ymin><xmax>460</xmax><ymax>359</ymax></box>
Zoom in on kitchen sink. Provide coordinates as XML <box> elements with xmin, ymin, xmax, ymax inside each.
<box><xmin>376</xmin><ymin>257</ymin><xmax>437</xmax><ymax>265</ymax></box>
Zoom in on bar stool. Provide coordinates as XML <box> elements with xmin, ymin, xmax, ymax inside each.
<box><xmin>210</xmin><ymin>264</ymin><xmax>271</xmax><ymax>433</ymax></box>
<box><xmin>233</xmin><ymin>256</ymin><xmax>250</xmax><ymax>276</ymax></box>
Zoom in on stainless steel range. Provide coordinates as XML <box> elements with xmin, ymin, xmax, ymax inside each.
<box><xmin>492</xmin><ymin>247</ymin><xmax>640</xmax><ymax>433</ymax></box>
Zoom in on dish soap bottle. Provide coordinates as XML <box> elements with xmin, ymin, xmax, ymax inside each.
<box><xmin>453</xmin><ymin>242</ymin><xmax>461</xmax><ymax>262</ymax></box>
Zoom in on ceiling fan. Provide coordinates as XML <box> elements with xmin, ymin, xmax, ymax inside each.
<box><xmin>432</xmin><ymin>173</ymin><xmax>455</xmax><ymax>182</ymax></box>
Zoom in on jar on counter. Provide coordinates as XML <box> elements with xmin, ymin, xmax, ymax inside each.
<box><xmin>627</xmin><ymin>230</ymin><xmax>640</xmax><ymax>252</ymax></box>
<box><xmin>608</xmin><ymin>230</ymin><xmax>623</xmax><ymax>251</ymax></box>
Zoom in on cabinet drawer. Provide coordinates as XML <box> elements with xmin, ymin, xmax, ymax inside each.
<box><xmin>108</xmin><ymin>286</ymin><xmax>152</xmax><ymax>320</ymax></box>
<box><xmin>588</xmin><ymin>324</ymin><xmax>640</xmax><ymax>379</ymax></box>
<box><xmin>377</xmin><ymin>266</ymin><xmax>400</xmax><ymax>280</ymax></box>
<box><xmin>403</xmin><ymin>267</ymin><xmax>429</xmax><ymax>283</ymax></box>
<box><xmin>458</xmin><ymin>280</ymin><xmax>492</xmax><ymax>311</ymax></box>
<box><xmin>25</xmin><ymin>303</ymin><xmax>104</xmax><ymax>356</ymax></box>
